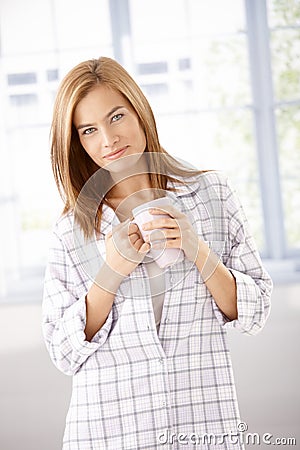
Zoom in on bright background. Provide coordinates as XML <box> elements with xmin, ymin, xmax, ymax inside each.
<box><xmin>0</xmin><ymin>1</ymin><xmax>299</xmax><ymax>449</ymax></box>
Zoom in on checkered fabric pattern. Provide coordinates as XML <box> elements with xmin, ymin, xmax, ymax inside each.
<box><xmin>42</xmin><ymin>171</ymin><xmax>272</xmax><ymax>450</ymax></box>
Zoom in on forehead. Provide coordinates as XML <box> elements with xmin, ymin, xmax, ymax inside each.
<box><xmin>73</xmin><ymin>84</ymin><xmax>132</xmax><ymax>123</ymax></box>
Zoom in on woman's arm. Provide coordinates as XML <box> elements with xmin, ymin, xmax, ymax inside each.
<box><xmin>85</xmin><ymin>263</ymin><xmax>124</xmax><ymax>341</ymax></box>
<box><xmin>42</xmin><ymin>228</ymin><xmax>115</xmax><ymax>376</ymax></box>
<box><xmin>195</xmin><ymin>239</ymin><xmax>237</xmax><ymax>320</ymax></box>
<box><xmin>42</xmin><ymin>218</ymin><xmax>149</xmax><ymax>374</ymax></box>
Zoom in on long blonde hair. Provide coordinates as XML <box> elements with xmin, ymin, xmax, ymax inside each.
<box><xmin>51</xmin><ymin>56</ymin><xmax>205</xmax><ymax>238</ymax></box>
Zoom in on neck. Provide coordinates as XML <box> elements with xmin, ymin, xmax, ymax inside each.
<box><xmin>109</xmin><ymin>173</ymin><xmax>152</xmax><ymax>200</ymax></box>
<box><xmin>107</xmin><ymin>153</ymin><xmax>151</xmax><ymax>200</ymax></box>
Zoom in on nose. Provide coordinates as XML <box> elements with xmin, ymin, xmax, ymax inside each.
<box><xmin>101</xmin><ymin>126</ymin><xmax>119</xmax><ymax>148</ymax></box>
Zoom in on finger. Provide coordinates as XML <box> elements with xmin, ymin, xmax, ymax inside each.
<box><xmin>145</xmin><ymin>229</ymin><xmax>180</xmax><ymax>242</ymax></box>
<box><xmin>142</xmin><ymin>217</ymin><xmax>178</xmax><ymax>231</ymax></box>
<box><xmin>129</xmin><ymin>232</ymin><xmax>141</xmax><ymax>245</ymax></box>
<box><xmin>138</xmin><ymin>242</ymin><xmax>151</xmax><ymax>254</ymax></box>
<box><xmin>132</xmin><ymin>237</ymin><xmax>149</xmax><ymax>252</ymax></box>
<box><xmin>128</xmin><ymin>222</ymin><xmax>139</xmax><ymax>233</ymax></box>
<box><xmin>151</xmin><ymin>238</ymin><xmax>182</xmax><ymax>250</ymax></box>
<box><xmin>149</xmin><ymin>204</ymin><xmax>184</xmax><ymax>219</ymax></box>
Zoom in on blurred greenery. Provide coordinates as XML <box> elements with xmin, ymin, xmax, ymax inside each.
<box><xmin>270</xmin><ymin>29</ymin><xmax>300</xmax><ymax>100</ymax></box>
<box><xmin>213</xmin><ymin>110</ymin><xmax>265</xmax><ymax>251</ymax></box>
<box><xmin>204</xmin><ymin>35</ymin><xmax>264</xmax><ymax>249</ymax></box>
<box><xmin>22</xmin><ymin>209</ymin><xmax>55</xmax><ymax>231</ymax></box>
<box><xmin>276</xmin><ymin>107</ymin><xmax>300</xmax><ymax>249</ymax></box>
<box><xmin>267</xmin><ymin>0</ymin><xmax>300</xmax><ymax>27</ymax></box>
<box><xmin>205</xmin><ymin>35</ymin><xmax>251</xmax><ymax>108</ymax></box>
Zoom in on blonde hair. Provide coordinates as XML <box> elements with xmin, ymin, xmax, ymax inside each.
<box><xmin>51</xmin><ymin>56</ymin><xmax>205</xmax><ymax>238</ymax></box>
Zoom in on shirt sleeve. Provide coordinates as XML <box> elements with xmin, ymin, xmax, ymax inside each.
<box><xmin>42</xmin><ymin>228</ymin><xmax>113</xmax><ymax>376</ymax></box>
<box><xmin>211</xmin><ymin>177</ymin><xmax>273</xmax><ymax>335</ymax></box>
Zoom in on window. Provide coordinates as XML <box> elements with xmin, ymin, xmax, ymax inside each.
<box><xmin>46</xmin><ymin>69</ymin><xmax>59</xmax><ymax>82</ymax></box>
<box><xmin>178</xmin><ymin>58</ymin><xmax>191</xmax><ymax>71</ymax></box>
<box><xmin>137</xmin><ymin>62</ymin><xmax>168</xmax><ymax>75</ymax></box>
<box><xmin>7</xmin><ymin>72</ymin><xmax>37</xmax><ymax>85</ymax></box>
<box><xmin>267</xmin><ymin>0</ymin><xmax>300</xmax><ymax>252</ymax></box>
<box><xmin>0</xmin><ymin>0</ymin><xmax>299</xmax><ymax>305</ymax></box>
<box><xmin>140</xmin><ymin>83</ymin><xmax>169</xmax><ymax>97</ymax></box>
<box><xmin>9</xmin><ymin>94</ymin><xmax>38</xmax><ymax>107</ymax></box>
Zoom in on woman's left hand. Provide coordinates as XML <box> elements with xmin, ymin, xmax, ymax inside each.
<box><xmin>142</xmin><ymin>204</ymin><xmax>200</xmax><ymax>263</ymax></box>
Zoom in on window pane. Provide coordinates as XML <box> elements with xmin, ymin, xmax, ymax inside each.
<box><xmin>7</xmin><ymin>72</ymin><xmax>37</xmax><ymax>85</ymax></box>
<box><xmin>130</xmin><ymin>0</ymin><xmax>245</xmax><ymax>41</ymax></box>
<box><xmin>140</xmin><ymin>83</ymin><xmax>169</xmax><ymax>97</ymax></box>
<box><xmin>8</xmin><ymin>94</ymin><xmax>39</xmax><ymax>124</ymax></box>
<box><xmin>178</xmin><ymin>58</ymin><xmax>191</xmax><ymax>71</ymax></box>
<box><xmin>46</xmin><ymin>69</ymin><xmax>59</xmax><ymax>82</ymax></box>
<box><xmin>276</xmin><ymin>106</ymin><xmax>300</xmax><ymax>250</ymax></box>
<box><xmin>267</xmin><ymin>0</ymin><xmax>300</xmax><ymax>27</ymax></box>
<box><xmin>9</xmin><ymin>94</ymin><xmax>38</xmax><ymax>107</ymax></box>
<box><xmin>194</xmin><ymin>34</ymin><xmax>251</xmax><ymax>108</ymax></box>
<box><xmin>187</xmin><ymin>0</ymin><xmax>246</xmax><ymax>34</ymax></box>
<box><xmin>137</xmin><ymin>61</ymin><xmax>168</xmax><ymax>75</ymax></box>
<box><xmin>270</xmin><ymin>28</ymin><xmax>300</xmax><ymax>101</ymax></box>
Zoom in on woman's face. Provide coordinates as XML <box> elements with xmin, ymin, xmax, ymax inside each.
<box><xmin>73</xmin><ymin>84</ymin><xmax>146</xmax><ymax>173</ymax></box>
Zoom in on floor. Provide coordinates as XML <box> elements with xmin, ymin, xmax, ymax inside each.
<box><xmin>0</xmin><ymin>282</ymin><xmax>299</xmax><ymax>450</ymax></box>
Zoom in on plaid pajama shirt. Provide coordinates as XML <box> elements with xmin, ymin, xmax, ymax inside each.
<box><xmin>42</xmin><ymin>171</ymin><xmax>272</xmax><ymax>450</ymax></box>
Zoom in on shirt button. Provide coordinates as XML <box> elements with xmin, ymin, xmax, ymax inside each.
<box><xmin>164</xmin><ymin>317</ymin><xmax>169</xmax><ymax>324</ymax></box>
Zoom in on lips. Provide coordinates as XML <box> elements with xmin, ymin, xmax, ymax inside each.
<box><xmin>104</xmin><ymin>146</ymin><xmax>128</xmax><ymax>160</ymax></box>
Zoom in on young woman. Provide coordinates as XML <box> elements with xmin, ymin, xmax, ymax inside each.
<box><xmin>43</xmin><ymin>56</ymin><xmax>272</xmax><ymax>450</ymax></box>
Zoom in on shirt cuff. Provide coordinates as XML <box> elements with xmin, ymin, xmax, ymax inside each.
<box><xmin>221</xmin><ymin>268</ymin><xmax>267</xmax><ymax>334</ymax></box>
<box><xmin>62</xmin><ymin>293</ymin><xmax>113</xmax><ymax>356</ymax></box>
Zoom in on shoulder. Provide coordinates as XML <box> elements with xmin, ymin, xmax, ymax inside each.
<box><xmin>169</xmin><ymin>170</ymin><xmax>230</xmax><ymax>201</ymax></box>
<box><xmin>194</xmin><ymin>170</ymin><xmax>228</xmax><ymax>190</ymax></box>
<box><xmin>51</xmin><ymin>210</ymin><xmax>75</xmax><ymax>247</ymax></box>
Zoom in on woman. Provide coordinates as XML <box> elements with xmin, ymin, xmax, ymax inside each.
<box><xmin>43</xmin><ymin>56</ymin><xmax>272</xmax><ymax>449</ymax></box>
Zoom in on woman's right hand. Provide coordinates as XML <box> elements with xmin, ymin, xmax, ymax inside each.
<box><xmin>105</xmin><ymin>219</ymin><xmax>150</xmax><ymax>278</ymax></box>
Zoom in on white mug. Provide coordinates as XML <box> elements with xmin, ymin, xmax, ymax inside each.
<box><xmin>131</xmin><ymin>197</ymin><xmax>184</xmax><ymax>268</ymax></box>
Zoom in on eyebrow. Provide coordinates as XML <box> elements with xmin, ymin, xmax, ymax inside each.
<box><xmin>76</xmin><ymin>105</ymin><xmax>124</xmax><ymax>130</ymax></box>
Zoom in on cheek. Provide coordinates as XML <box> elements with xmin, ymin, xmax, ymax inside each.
<box><xmin>80</xmin><ymin>144</ymin><xmax>103</xmax><ymax>167</ymax></box>
<box><xmin>80</xmin><ymin>138</ymin><xmax>97</xmax><ymax>158</ymax></box>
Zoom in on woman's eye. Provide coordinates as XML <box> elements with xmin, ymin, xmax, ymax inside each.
<box><xmin>82</xmin><ymin>128</ymin><xmax>96</xmax><ymax>135</ymax></box>
<box><xmin>111</xmin><ymin>113</ymin><xmax>123</xmax><ymax>123</ymax></box>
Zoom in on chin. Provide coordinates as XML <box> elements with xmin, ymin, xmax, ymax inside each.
<box><xmin>104</xmin><ymin>152</ymin><xmax>146</xmax><ymax>174</ymax></box>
